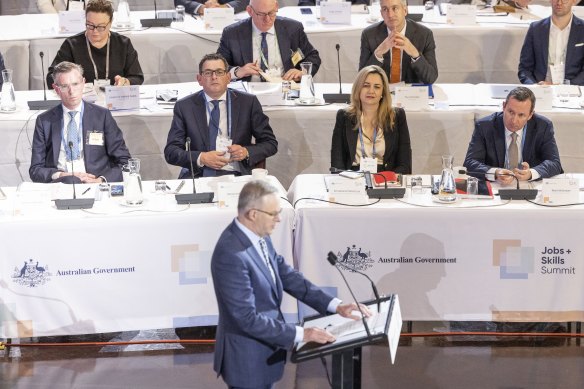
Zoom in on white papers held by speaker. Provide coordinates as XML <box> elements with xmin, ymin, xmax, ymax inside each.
<box><xmin>394</xmin><ymin>86</ymin><xmax>428</xmax><ymax>111</ymax></box>
<box><xmin>204</xmin><ymin>8</ymin><xmax>234</xmax><ymax>30</ymax></box>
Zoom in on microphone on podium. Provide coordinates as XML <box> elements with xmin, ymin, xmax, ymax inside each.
<box><xmin>28</xmin><ymin>51</ymin><xmax>60</xmax><ymax>111</ymax></box>
<box><xmin>55</xmin><ymin>142</ymin><xmax>95</xmax><ymax>210</ymax></box>
<box><xmin>175</xmin><ymin>137</ymin><xmax>214</xmax><ymax>204</ymax></box>
<box><xmin>323</xmin><ymin>44</ymin><xmax>351</xmax><ymax>104</ymax></box>
<box><xmin>140</xmin><ymin>0</ymin><xmax>173</xmax><ymax>27</ymax></box>
<box><xmin>466</xmin><ymin>169</ymin><xmax>537</xmax><ymax>200</ymax></box>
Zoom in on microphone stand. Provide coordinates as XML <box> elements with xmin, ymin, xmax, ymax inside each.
<box><xmin>175</xmin><ymin>137</ymin><xmax>214</xmax><ymax>204</ymax></box>
<box><xmin>140</xmin><ymin>0</ymin><xmax>172</xmax><ymax>27</ymax></box>
<box><xmin>327</xmin><ymin>252</ymin><xmax>373</xmax><ymax>340</ymax></box>
<box><xmin>323</xmin><ymin>44</ymin><xmax>351</xmax><ymax>104</ymax></box>
<box><xmin>28</xmin><ymin>51</ymin><xmax>60</xmax><ymax>110</ymax></box>
<box><xmin>466</xmin><ymin>169</ymin><xmax>538</xmax><ymax>200</ymax></box>
<box><xmin>55</xmin><ymin>142</ymin><xmax>95</xmax><ymax>210</ymax></box>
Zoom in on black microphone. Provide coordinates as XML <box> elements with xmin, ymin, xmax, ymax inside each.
<box><xmin>328</xmin><ymin>252</ymin><xmax>381</xmax><ymax>313</ymax></box>
<box><xmin>364</xmin><ymin>171</ymin><xmax>405</xmax><ymax>199</ymax></box>
<box><xmin>55</xmin><ymin>141</ymin><xmax>95</xmax><ymax>210</ymax></box>
<box><xmin>326</xmin><ymin>251</ymin><xmax>373</xmax><ymax>339</ymax></box>
<box><xmin>465</xmin><ymin>169</ymin><xmax>537</xmax><ymax>200</ymax></box>
<box><xmin>28</xmin><ymin>51</ymin><xmax>60</xmax><ymax>110</ymax></box>
<box><xmin>140</xmin><ymin>0</ymin><xmax>172</xmax><ymax>27</ymax></box>
<box><xmin>175</xmin><ymin>137</ymin><xmax>214</xmax><ymax>204</ymax></box>
<box><xmin>323</xmin><ymin>44</ymin><xmax>351</xmax><ymax>104</ymax></box>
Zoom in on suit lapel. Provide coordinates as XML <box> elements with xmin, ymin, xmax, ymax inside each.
<box><xmin>228</xmin><ymin>90</ymin><xmax>240</xmax><ymax>141</ymax></box>
<box><xmin>541</xmin><ymin>19</ymin><xmax>551</xmax><ymax>70</ymax></box>
<box><xmin>494</xmin><ymin>114</ymin><xmax>506</xmax><ymax>168</ymax></box>
<box><xmin>51</xmin><ymin>105</ymin><xmax>64</xmax><ymax>166</ymax></box>
<box><xmin>194</xmin><ymin>91</ymin><xmax>209</xmax><ymax>150</ymax></box>
<box><xmin>522</xmin><ymin>118</ymin><xmax>536</xmax><ymax>164</ymax></box>
<box><xmin>81</xmin><ymin>103</ymin><xmax>90</xmax><ymax>170</ymax></box>
<box><xmin>241</xmin><ymin>19</ymin><xmax>254</xmax><ymax>66</ymax></box>
<box><xmin>565</xmin><ymin>18</ymin><xmax>581</xmax><ymax>68</ymax></box>
<box><xmin>275</xmin><ymin>19</ymin><xmax>290</xmax><ymax>71</ymax></box>
<box><xmin>346</xmin><ymin>117</ymin><xmax>358</xmax><ymax>166</ymax></box>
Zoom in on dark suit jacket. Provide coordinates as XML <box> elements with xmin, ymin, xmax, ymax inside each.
<box><xmin>330</xmin><ymin>108</ymin><xmax>412</xmax><ymax>174</ymax></box>
<box><xmin>29</xmin><ymin>102</ymin><xmax>131</xmax><ymax>183</ymax></box>
<box><xmin>359</xmin><ymin>19</ymin><xmax>438</xmax><ymax>84</ymax></box>
<box><xmin>463</xmin><ymin>112</ymin><xmax>563</xmax><ymax>179</ymax></box>
<box><xmin>211</xmin><ymin>220</ymin><xmax>333</xmax><ymax>388</ymax></box>
<box><xmin>217</xmin><ymin>17</ymin><xmax>321</xmax><ymax>80</ymax></box>
<box><xmin>518</xmin><ymin>16</ymin><xmax>584</xmax><ymax>85</ymax></box>
<box><xmin>174</xmin><ymin>0</ymin><xmax>249</xmax><ymax>14</ymax></box>
<box><xmin>164</xmin><ymin>89</ymin><xmax>278</xmax><ymax>178</ymax></box>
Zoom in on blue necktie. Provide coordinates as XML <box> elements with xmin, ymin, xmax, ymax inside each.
<box><xmin>67</xmin><ymin>111</ymin><xmax>80</xmax><ymax>161</ymax></box>
<box><xmin>260</xmin><ymin>32</ymin><xmax>269</xmax><ymax>72</ymax></box>
<box><xmin>203</xmin><ymin>100</ymin><xmax>221</xmax><ymax>177</ymax></box>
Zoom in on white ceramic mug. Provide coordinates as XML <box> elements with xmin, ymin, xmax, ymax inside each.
<box><xmin>252</xmin><ymin>168</ymin><xmax>268</xmax><ymax>180</ymax></box>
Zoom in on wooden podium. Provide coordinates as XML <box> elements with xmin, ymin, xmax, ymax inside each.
<box><xmin>291</xmin><ymin>295</ymin><xmax>401</xmax><ymax>389</ymax></box>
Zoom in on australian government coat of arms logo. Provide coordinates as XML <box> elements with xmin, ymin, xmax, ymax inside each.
<box><xmin>12</xmin><ymin>259</ymin><xmax>51</xmax><ymax>287</ymax></box>
<box><xmin>337</xmin><ymin>245</ymin><xmax>375</xmax><ymax>271</ymax></box>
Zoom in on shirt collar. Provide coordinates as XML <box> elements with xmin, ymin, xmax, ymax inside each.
<box><xmin>386</xmin><ymin>20</ymin><xmax>407</xmax><ymax>37</ymax></box>
<box><xmin>203</xmin><ymin>91</ymin><xmax>227</xmax><ymax>103</ymax></box>
<box><xmin>62</xmin><ymin>101</ymin><xmax>83</xmax><ymax>115</ymax></box>
<box><xmin>252</xmin><ymin>22</ymin><xmax>276</xmax><ymax>36</ymax></box>
<box><xmin>505</xmin><ymin>127</ymin><xmax>524</xmax><ymax>140</ymax></box>
<box><xmin>234</xmin><ymin>217</ymin><xmax>263</xmax><ymax>244</ymax></box>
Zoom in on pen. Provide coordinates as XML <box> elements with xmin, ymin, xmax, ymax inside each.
<box><xmin>82</xmin><ymin>187</ymin><xmax>91</xmax><ymax>195</ymax></box>
<box><xmin>175</xmin><ymin>180</ymin><xmax>185</xmax><ymax>193</ymax></box>
<box><xmin>166</xmin><ymin>184</ymin><xmax>172</xmax><ymax>191</ymax></box>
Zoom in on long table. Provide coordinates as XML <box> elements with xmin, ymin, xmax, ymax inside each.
<box><xmin>0</xmin><ymin>177</ymin><xmax>297</xmax><ymax>338</ymax></box>
<box><xmin>0</xmin><ymin>6</ymin><xmax>553</xmax><ymax>90</ymax></box>
<box><xmin>2</xmin><ymin>82</ymin><xmax>582</xmax><ymax>189</ymax></box>
<box><xmin>288</xmin><ymin>174</ymin><xmax>584</xmax><ymax>322</ymax></box>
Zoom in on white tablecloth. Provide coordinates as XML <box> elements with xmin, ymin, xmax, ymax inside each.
<box><xmin>0</xmin><ymin>177</ymin><xmax>297</xmax><ymax>338</ymax></box>
<box><xmin>288</xmin><ymin>174</ymin><xmax>584</xmax><ymax>322</ymax></box>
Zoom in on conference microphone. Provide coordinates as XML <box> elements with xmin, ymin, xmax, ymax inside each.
<box><xmin>175</xmin><ymin>137</ymin><xmax>214</xmax><ymax>204</ymax></box>
<box><xmin>28</xmin><ymin>51</ymin><xmax>60</xmax><ymax>111</ymax></box>
<box><xmin>323</xmin><ymin>44</ymin><xmax>351</xmax><ymax>104</ymax></box>
<box><xmin>328</xmin><ymin>252</ymin><xmax>381</xmax><ymax>313</ymax></box>
<box><xmin>465</xmin><ymin>169</ymin><xmax>537</xmax><ymax>200</ymax></box>
<box><xmin>326</xmin><ymin>251</ymin><xmax>373</xmax><ymax>339</ymax></box>
<box><xmin>140</xmin><ymin>0</ymin><xmax>172</xmax><ymax>27</ymax></box>
<box><xmin>55</xmin><ymin>142</ymin><xmax>95</xmax><ymax>210</ymax></box>
<box><xmin>364</xmin><ymin>171</ymin><xmax>405</xmax><ymax>199</ymax></box>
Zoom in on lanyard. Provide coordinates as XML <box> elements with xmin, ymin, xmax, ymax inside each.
<box><xmin>358</xmin><ymin>125</ymin><xmax>378</xmax><ymax>160</ymax></box>
<box><xmin>61</xmin><ymin>102</ymin><xmax>85</xmax><ymax>160</ymax></box>
<box><xmin>86</xmin><ymin>33</ymin><xmax>110</xmax><ymax>81</ymax></box>
<box><xmin>204</xmin><ymin>90</ymin><xmax>232</xmax><ymax>138</ymax></box>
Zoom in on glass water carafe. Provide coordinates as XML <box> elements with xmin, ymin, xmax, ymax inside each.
<box><xmin>299</xmin><ymin>62</ymin><xmax>315</xmax><ymax>104</ymax></box>
<box><xmin>125</xmin><ymin>158</ymin><xmax>143</xmax><ymax>205</ymax></box>
<box><xmin>0</xmin><ymin>69</ymin><xmax>16</xmax><ymax>112</ymax></box>
<box><xmin>438</xmin><ymin>155</ymin><xmax>457</xmax><ymax>202</ymax></box>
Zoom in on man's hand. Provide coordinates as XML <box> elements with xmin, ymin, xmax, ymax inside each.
<box><xmin>374</xmin><ymin>36</ymin><xmax>394</xmax><ymax>58</ymax></box>
<box><xmin>513</xmin><ymin>162</ymin><xmax>532</xmax><ymax>181</ymax></box>
<box><xmin>303</xmin><ymin>327</ymin><xmax>336</xmax><ymax>344</ymax></box>
<box><xmin>227</xmin><ymin>144</ymin><xmax>248</xmax><ymax>162</ymax></box>
<box><xmin>495</xmin><ymin>168</ymin><xmax>516</xmax><ymax>185</ymax></box>
<box><xmin>114</xmin><ymin>75</ymin><xmax>129</xmax><ymax>86</ymax></box>
<box><xmin>391</xmin><ymin>32</ymin><xmax>419</xmax><ymax>59</ymax></box>
<box><xmin>236</xmin><ymin>61</ymin><xmax>262</xmax><ymax>79</ymax></box>
<box><xmin>282</xmin><ymin>69</ymin><xmax>302</xmax><ymax>82</ymax></box>
<box><xmin>200</xmin><ymin>151</ymin><xmax>230</xmax><ymax>169</ymax></box>
<box><xmin>336</xmin><ymin>302</ymin><xmax>372</xmax><ymax>320</ymax></box>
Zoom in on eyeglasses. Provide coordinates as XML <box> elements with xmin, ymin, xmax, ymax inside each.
<box><xmin>85</xmin><ymin>22</ymin><xmax>110</xmax><ymax>32</ymax></box>
<box><xmin>252</xmin><ymin>208</ymin><xmax>283</xmax><ymax>218</ymax></box>
<box><xmin>201</xmin><ymin>69</ymin><xmax>227</xmax><ymax>78</ymax></box>
<box><xmin>380</xmin><ymin>6</ymin><xmax>402</xmax><ymax>14</ymax></box>
<box><xmin>250</xmin><ymin>6</ymin><xmax>277</xmax><ymax>18</ymax></box>
<box><xmin>55</xmin><ymin>82</ymin><xmax>83</xmax><ymax>92</ymax></box>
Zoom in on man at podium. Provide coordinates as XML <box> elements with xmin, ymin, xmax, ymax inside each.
<box><xmin>211</xmin><ymin>180</ymin><xmax>369</xmax><ymax>388</ymax></box>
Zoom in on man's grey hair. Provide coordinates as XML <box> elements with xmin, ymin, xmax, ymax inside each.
<box><xmin>505</xmin><ymin>86</ymin><xmax>536</xmax><ymax>113</ymax></box>
<box><xmin>52</xmin><ymin>61</ymin><xmax>84</xmax><ymax>82</ymax></box>
<box><xmin>238</xmin><ymin>180</ymin><xmax>279</xmax><ymax>215</ymax></box>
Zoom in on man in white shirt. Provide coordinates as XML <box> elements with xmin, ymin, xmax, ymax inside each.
<box><xmin>518</xmin><ymin>0</ymin><xmax>584</xmax><ymax>85</ymax></box>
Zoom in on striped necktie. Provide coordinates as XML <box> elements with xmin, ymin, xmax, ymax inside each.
<box><xmin>259</xmin><ymin>238</ymin><xmax>276</xmax><ymax>284</ymax></box>
<box><xmin>67</xmin><ymin>110</ymin><xmax>80</xmax><ymax>161</ymax></box>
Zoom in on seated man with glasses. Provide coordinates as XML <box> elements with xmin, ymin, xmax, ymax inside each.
<box><xmin>360</xmin><ymin>0</ymin><xmax>438</xmax><ymax>84</ymax></box>
<box><xmin>174</xmin><ymin>0</ymin><xmax>249</xmax><ymax>16</ymax></box>
<box><xmin>164</xmin><ymin>53</ymin><xmax>277</xmax><ymax>178</ymax></box>
<box><xmin>46</xmin><ymin>0</ymin><xmax>143</xmax><ymax>87</ymax></box>
<box><xmin>217</xmin><ymin>0</ymin><xmax>321</xmax><ymax>82</ymax></box>
<box><xmin>30</xmin><ymin>61</ymin><xmax>132</xmax><ymax>184</ymax></box>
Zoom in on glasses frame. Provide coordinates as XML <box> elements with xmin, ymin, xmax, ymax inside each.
<box><xmin>252</xmin><ymin>208</ymin><xmax>283</xmax><ymax>218</ymax></box>
<box><xmin>201</xmin><ymin>69</ymin><xmax>228</xmax><ymax>78</ymax></box>
<box><xmin>85</xmin><ymin>22</ymin><xmax>111</xmax><ymax>32</ymax></box>
<box><xmin>250</xmin><ymin>5</ymin><xmax>277</xmax><ymax>18</ymax></box>
<box><xmin>55</xmin><ymin>81</ymin><xmax>84</xmax><ymax>92</ymax></box>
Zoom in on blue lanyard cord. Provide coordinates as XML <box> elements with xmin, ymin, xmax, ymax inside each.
<box><xmin>204</xmin><ymin>90</ymin><xmax>232</xmax><ymax>138</ymax></box>
<box><xmin>358</xmin><ymin>125</ymin><xmax>378</xmax><ymax>160</ymax></box>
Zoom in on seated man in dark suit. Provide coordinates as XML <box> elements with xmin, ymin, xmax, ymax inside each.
<box><xmin>518</xmin><ymin>0</ymin><xmax>584</xmax><ymax>85</ymax></box>
<box><xmin>217</xmin><ymin>0</ymin><xmax>321</xmax><ymax>82</ymax></box>
<box><xmin>174</xmin><ymin>0</ymin><xmax>249</xmax><ymax>15</ymax></box>
<box><xmin>212</xmin><ymin>180</ymin><xmax>369</xmax><ymax>388</ymax></box>
<box><xmin>164</xmin><ymin>53</ymin><xmax>278</xmax><ymax>178</ymax></box>
<box><xmin>30</xmin><ymin>61</ymin><xmax>131</xmax><ymax>184</ymax></box>
<box><xmin>360</xmin><ymin>0</ymin><xmax>438</xmax><ymax>84</ymax></box>
<box><xmin>464</xmin><ymin>87</ymin><xmax>562</xmax><ymax>184</ymax></box>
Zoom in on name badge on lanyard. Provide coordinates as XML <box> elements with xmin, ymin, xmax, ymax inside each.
<box><xmin>358</xmin><ymin>126</ymin><xmax>378</xmax><ymax>173</ymax></box>
<box><xmin>206</xmin><ymin>92</ymin><xmax>233</xmax><ymax>157</ymax></box>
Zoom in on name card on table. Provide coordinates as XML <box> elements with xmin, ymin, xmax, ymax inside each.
<box><xmin>204</xmin><ymin>8</ymin><xmax>234</xmax><ymax>30</ymax></box>
<box><xmin>526</xmin><ymin>85</ymin><xmax>553</xmax><ymax>111</ymax></box>
<box><xmin>105</xmin><ymin>85</ymin><xmax>140</xmax><ymax>111</ymax></box>
<box><xmin>324</xmin><ymin>175</ymin><xmax>368</xmax><ymax>204</ymax></box>
<box><xmin>247</xmin><ymin>83</ymin><xmax>284</xmax><ymax>106</ymax></box>
<box><xmin>446</xmin><ymin>4</ymin><xmax>476</xmax><ymax>25</ymax></box>
<box><xmin>320</xmin><ymin>2</ymin><xmax>352</xmax><ymax>24</ymax></box>
<box><xmin>542</xmin><ymin>178</ymin><xmax>579</xmax><ymax>205</ymax></box>
<box><xmin>58</xmin><ymin>10</ymin><xmax>86</xmax><ymax>33</ymax></box>
<box><xmin>394</xmin><ymin>86</ymin><xmax>428</xmax><ymax>111</ymax></box>
<box><xmin>217</xmin><ymin>181</ymin><xmax>247</xmax><ymax>208</ymax></box>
